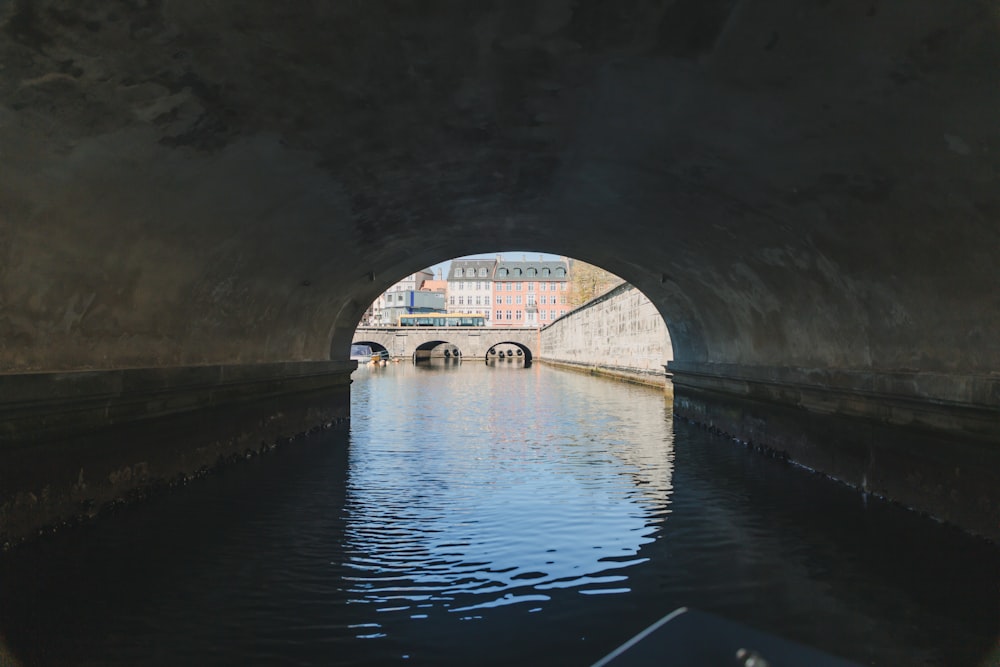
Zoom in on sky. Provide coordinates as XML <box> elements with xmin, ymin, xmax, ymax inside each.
<box><xmin>426</xmin><ymin>252</ymin><xmax>564</xmax><ymax>279</ymax></box>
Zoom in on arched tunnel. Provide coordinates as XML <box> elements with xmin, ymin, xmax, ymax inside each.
<box><xmin>1</xmin><ymin>2</ymin><xmax>998</xmax><ymax>541</ymax></box>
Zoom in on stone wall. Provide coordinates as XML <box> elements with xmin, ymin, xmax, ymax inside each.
<box><xmin>539</xmin><ymin>284</ymin><xmax>672</xmax><ymax>387</ymax></box>
<box><xmin>0</xmin><ymin>362</ymin><xmax>354</xmax><ymax>546</ymax></box>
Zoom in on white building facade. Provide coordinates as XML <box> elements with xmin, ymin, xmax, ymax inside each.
<box><xmin>446</xmin><ymin>259</ymin><xmax>496</xmax><ymax>324</ymax></box>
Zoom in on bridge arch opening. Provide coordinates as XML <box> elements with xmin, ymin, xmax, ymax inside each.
<box><xmin>352</xmin><ymin>341</ymin><xmax>389</xmax><ymax>357</ymax></box>
<box><xmin>412</xmin><ymin>340</ymin><xmax>462</xmax><ymax>363</ymax></box>
<box><xmin>486</xmin><ymin>342</ymin><xmax>533</xmax><ymax>367</ymax></box>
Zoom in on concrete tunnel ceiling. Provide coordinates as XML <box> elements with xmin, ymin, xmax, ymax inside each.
<box><xmin>2</xmin><ymin>1</ymin><xmax>999</xmax><ymax>385</ymax></box>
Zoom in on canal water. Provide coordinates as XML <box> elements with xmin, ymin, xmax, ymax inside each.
<box><xmin>0</xmin><ymin>362</ymin><xmax>997</xmax><ymax>666</ymax></box>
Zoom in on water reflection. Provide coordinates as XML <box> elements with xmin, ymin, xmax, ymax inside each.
<box><xmin>344</xmin><ymin>362</ymin><xmax>673</xmax><ymax>623</ymax></box>
<box><xmin>0</xmin><ymin>363</ymin><xmax>996</xmax><ymax>666</ymax></box>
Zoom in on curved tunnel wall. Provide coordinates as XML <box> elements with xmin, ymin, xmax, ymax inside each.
<box><xmin>1</xmin><ymin>1</ymin><xmax>999</xmax><ymax>539</ymax></box>
<box><xmin>1</xmin><ymin>1</ymin><xmax>998</xmax><ymax>384</ymax></box>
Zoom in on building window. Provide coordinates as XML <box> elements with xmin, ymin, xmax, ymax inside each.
<box><xmin>506</xmin><ymin>295</ymin><xmax>512</xmax><ymax>304</ymax></box>
<box><xmin>560</xmin><ymin>295</ymin><xmax>567</xmax><ymax>304</ymax></box>
<box><xmin>542</xmin><ymin>268</ymin><xmax>550</xmax><ymax>276</ymax></box>
<box><xmin>496</xmin><ymin>310</ymin><xmax>502</xmax><ymax>320</ymax></box>
<box><xmin>540</xmin><ymin>283</ymin><xmax>547</xmax><ymax>291</ymax></box>
<box><xmin>516</xmin><ymin>295</ymin><xmax>522</xmax><ymax>304</ymax></box>
<box><xmin>556</xmin><ymin>268</ymin><xmax>565</xmax><ymax>277</ymax></box>
<box><xmin>505</xmin><ymin>310</ymin><xmax>512</xmax><ymax>320</ymax></box>
<box><xmin>540</xmin><ymin>295</ymin><xmax>547</xmax><ymax>304</ymax></box>
<box><xmin>527</xmin><ymin>294</ymin><xmax>535</xmax><ymax>305</ymax></box>
<box><xmin>516</xmin><ymin>311</ymin><xmax>522</xmax><ymax>320</ymax></box>
<box><xmin>496</xmin><ymin>296</ymin><xmax>502</xmax><ymax>305</ymax></box>
<box><xmin>527</xmin><ymin>282</ymin><xmax>534</xmax><ymax>292</ymax></box>
<box><xmin>479</xmin><ymin>268</ymin><xmax>487</xmax><ymax>277</ymax></box>
<box><xmin>560</xmin><ymin>310</ymin><xmax>566</xmax><ymax>317</ymax></box>
<box><xmin>560</xmin><ymin>283</ymin><xmax>567</xmax><ymax>291</ymax></box>
<box><xmin>514</xmin><ymin>268</ymin><xmax>522</xmax><ymax>276</ymax></box>
<box><xmin>498</xmin><ymin>268</ymin><xmax>508</xmax><ymax>277</ymax></box>
<box><xmin>458</xmin><ymin>296</ymin><xmax>464</xmax><ymax>305</ymax></box>
<box><xmin>456</xmin><ymin>268</ymin><xmax>463</xmax><ymax>277</ymax></box>
<box><xmin>476</xmin><ymin>281</ymin><xmax>482</xmax><ymax>290</ymax></box>
<box><xmin>515</xmin><ymin>283</ymin><xmax>522</xmax><ymax>291</ymax></box>
<box><xmin>527</xmin><ymin>268</ymin><xmax>536</xmax><ymax>277</ymax></box>
<box><xmin>541</xmin><ymin>311</ymin><xmax>547</xmax><ymax>321</ymax></box>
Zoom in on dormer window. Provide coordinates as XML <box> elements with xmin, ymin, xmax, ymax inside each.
<box><xmin>455</xmin><ymin>268</ymin><xmax>463</xmax><ymax>277</ymax></box>
<box><xmin>514</xmin><ymin>268</ymin><xmax>522</xmax><ymax>276</ymax></box>
<box><xmin>527</xmin><ymin>268</ymin><xmax>536</xmax><ymax>277</ymax></box>
<box><xmin>498</xmin><ymin>268</ymin><xmax>508</xmax><ymax>277</ymax></box>
<box><xmin>556</xmin><ymin>268</ymin><xmax>565</xmax><ymax>277</ymax></box>
<box><xmin>479</xmin><ymin>268</ymin><xmax>487</xmax><ymax>277</ymax></box>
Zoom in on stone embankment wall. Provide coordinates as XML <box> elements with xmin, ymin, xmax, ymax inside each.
<box><xmin>540</xmin><ymin>284</ymin><xmax>673</xmax><ymax>389</ymax></box>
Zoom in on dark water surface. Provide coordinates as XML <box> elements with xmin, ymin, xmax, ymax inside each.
<box><xmin>1</xmin><ymin>362</ymin><xmax>997</xmax><ymax>666</ymax></box>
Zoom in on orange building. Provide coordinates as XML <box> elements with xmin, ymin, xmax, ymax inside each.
<box><xmin>420</xmin><ymin>278</ymin><xmax>448</xmax><ymax>293</ymax></box>
<box><xmin>492</xmin><ymin>259</ymin><xmax>570</xmax><ymax>327</ymax></box>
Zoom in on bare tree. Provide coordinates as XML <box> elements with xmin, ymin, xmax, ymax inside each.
<box><xmin>569</xmin><ymin>260</ymin><xmax>624</xmax><ymax>307</ymax></box>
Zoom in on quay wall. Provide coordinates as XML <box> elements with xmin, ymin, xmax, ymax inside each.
<box><xmin>540</xmin><ymin>284</ymin><xmax>672</xmax><ymax>388</ymax></box>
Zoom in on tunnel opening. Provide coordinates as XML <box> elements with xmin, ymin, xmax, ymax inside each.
<box><xmin>341</xmin><ymin>251</ymin><xmax>675</xmax><ymax>378</ymax></box>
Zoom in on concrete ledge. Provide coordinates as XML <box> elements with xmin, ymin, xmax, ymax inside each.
<box><xmin>0</xmin><ymin>360</ymin><xmax>356</xmax><ymax>444</ymax></box>
<box><xmin>0</xmin><ymin>361</ymin><xmax>355</xmax><ymax>545</ymax></box>
<box><xmin>540</xmin><ymin>358</ymin><xmax>671</xmax><ymax>391</ymax></box>
<box><xmin>668</xmin><ymin>362</ymin><xmax>1000</xmax><ymax>439</ymax></box>
<box><xmin>670</xmin><ymin>365</ymin><xmax>1000</xmax><ymax>543</ymax></box>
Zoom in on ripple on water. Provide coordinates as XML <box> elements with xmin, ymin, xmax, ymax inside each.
<box><xmin>0</xmin><ymin>363</ymin><xmax>996</xmax><ymax>667</ymax></box>
<box><xmin>339</xmin><ymin>366</ymin><xmax>676</xmax><ymax>629</ymax></box>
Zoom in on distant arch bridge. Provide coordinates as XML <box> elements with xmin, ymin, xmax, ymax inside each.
<box><xmin>353</xmin><ymin>327</ymin><xmax>539</xmax><ymax>363</ymax></box>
